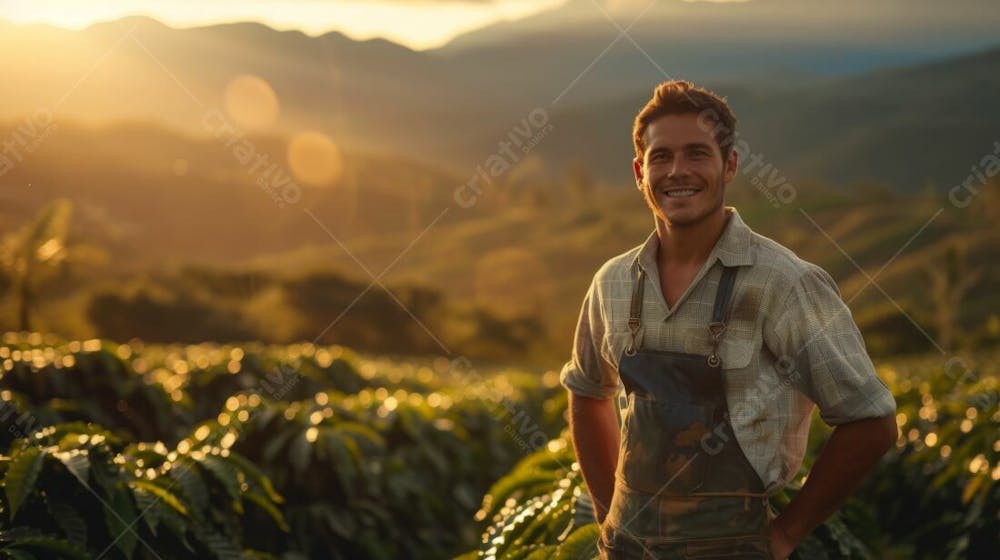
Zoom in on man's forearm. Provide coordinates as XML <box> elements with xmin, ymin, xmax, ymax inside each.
<box><xmin>773</xmin><ymin>414</ymin><xmax>897</xmax><ymax>544</ymax></box>
<box><xmin>568</xmin><ymin>392</ymin><xmax>620</xmax><ymax>523</ymax></box>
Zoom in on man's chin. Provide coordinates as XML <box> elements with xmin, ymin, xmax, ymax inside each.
<box><xmin>659</xmin><ymin>208</ymin><xmax>699</xmax><ymax>226</ymax></box>
<box><xmin>657</xmin><ymin>198</ymin><xmax>727</xmax><ymax>226</ymax></box>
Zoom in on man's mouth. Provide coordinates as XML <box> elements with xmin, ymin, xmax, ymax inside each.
<box><xmin>662</xmin><ymin>186</ymin><xmax>701</xmax><ymax>198</ymax></box>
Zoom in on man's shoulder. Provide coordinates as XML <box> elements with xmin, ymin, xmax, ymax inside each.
<box><xmin>592</xmin><ymin>244</ymin><xmax>643</xmax><ymax>290</ymax></box>
<box><xmin>747</xmin><ymin>229</ymin><xmax>834</xmax><ymax>289</ymax></box>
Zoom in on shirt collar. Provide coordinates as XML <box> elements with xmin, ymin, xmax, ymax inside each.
<box><xmin>631</xmin><ymin>206</ymin><xmax>755</xmax><ymax>273</ymax></box>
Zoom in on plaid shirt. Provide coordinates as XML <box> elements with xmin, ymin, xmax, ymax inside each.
<box><xmin>560</xmin><ymin>206</ymin><xmax>896</xmax><ymax>492</ymax></box>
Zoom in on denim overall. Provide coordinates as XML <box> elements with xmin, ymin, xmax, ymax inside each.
<box><xmin>599</xmin><ymin>265</ymin><xmax>774</xmax><ymax>559</ymax></box>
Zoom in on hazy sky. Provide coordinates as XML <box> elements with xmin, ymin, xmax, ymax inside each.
<box><xmin>0</xmin><ymin>0</ymin><xmax>570</xmax><ymax>50</ymax></box>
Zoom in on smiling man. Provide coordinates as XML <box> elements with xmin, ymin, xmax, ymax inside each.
<box><xmin>560</xmin><ymin>80</ymin><xmax>898</xmax><ymax>559</ymax></box>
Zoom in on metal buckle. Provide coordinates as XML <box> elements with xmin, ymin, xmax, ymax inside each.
<box><xmin>707</xmin><ymin>321</ymin><xmax>725</xmax><ymax>367</ymax></box>
<box><xmin>708</xmin><ymin>321</ymin><xmax>726</xmax><ymax>341</ymax></box>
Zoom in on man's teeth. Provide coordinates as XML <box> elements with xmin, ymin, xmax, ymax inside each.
<box><xmin>665</xmin><ymin>188</ymin><xmax>699</xmax><ymax>197</ymax></box>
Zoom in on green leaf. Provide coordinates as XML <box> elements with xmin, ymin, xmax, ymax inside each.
<box><xmin>243</xmin><ymin>492</ymin><xmax>289</xmax><ymax>532</ymax></box>
<box><xmin>191</xmin><ymin>524</ymin><xmax>243</xmax><ymax>560</ymax></box>
<box><xmin>196</xmin><ymin>456</ymin><xmax>243</xmax><ymax>514</ymax></box>
<box><xmin>516</xmin><ymin>499</ymin><xmax>570</xmax><ymax>548</ymax></box>
<box><xmin>523</xmin><ymin>545</ymin><xmax>557</xmax><ymax>560</ymax></box>
<box><xmin>335</xmin><ymin>422</ymin><xmax>386</xmax><ymax>450</ymax></box>
<box><xmin>6</xmin><ymin>536</ymin><xmax>89</xmax><ymax>560</ymax></box>
<box><xmin>169</xmin><ymin>460</ymin><xmax>210</xmax><ymax>516</ymax></box>
<box><xmin>554</xmin><ymin>523</ymin><xmax>600</xmax><ymax>560</ymax></box>
<box><xmin>492</xmin><ymin>497</ymin><xmax>548</xmax><ymax>556</ymax></box>
<box><xmin>1</xmin><ymin>548</ymin><xmax>37</xmax><ymax>560</ymax></box>
<box><xmin>961</xmin><ymin>474</ymin><xmax>985</xmax><ymax>504</ymax></box>
<box><xmin>51</xmin><ymin>450</ymin><xmax>90</xmax><ymax>488</ymax></box>
<box><xmin>152</xmin><ymin>498</ymin><xmax>191</xmax><ymax>547</ymax></box>
<box><xmin>220</xmin><ymin>452</ymin><xmax>283</xmax><ymax>504</ymax></box>
<box><xmin>321</xmin><ymin>507</ymin><xmax>358</xmax><ymax>539</ymax></box>
<box><xmin>46</xmin><ymin>498</ymin><xmax>88</xmax><ymax>549</ymax></box>
<box><xmin>130</xmin><ymin>482</ymin><xmax>162</xmax><ymax>537</ymax></box>
<box><xmin>481</xmin><ymin>472</ymin><xmax>559</xmax><ymax>520</ymax></box>
<box><xmin>320</xmin><ymin>429</ymin><xmax>357</xmax><ymax>495</ymax></box>
<box><xmin>0</xmin><ymin>527</ymin><xmax>44</xmax><ymax>543</ymax></box>
<box><xmin>288</xmin><ymin>432</ymin><xmax>312</xmax><ymax>476</ymax></box>
<box><xmin>102</xmin><ymin>480</ymin><xmax>139</xmax><ymax>560</ymax></box>
<box><xmin>128</xmin><ymin>480</ymin><xmax>188</xmax><ymax>516</ymax></box>
<box><xmin>3</xmin><ymin>447</ymin><xmax>47</xmax><ymax>518</ymax></box>
<box><xmin>260</xmin><ymin>426</ymin><xmax>296</xmax><ymax>463</ymax></box>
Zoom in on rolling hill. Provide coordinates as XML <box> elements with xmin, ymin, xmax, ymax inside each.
<box><xmin>2</xmin><ymin>3</ymin><xmax>998</xmax><ymax>364</ymax></box>
<box><xmin>0</xmin><ymin>115</ymin><xmax>996</xmax><ymax>364</ymax></box>
<box><xmin>525</xmin><ymin>45</ymin><xmax>1000</xmax><ymax>189</ymax></box>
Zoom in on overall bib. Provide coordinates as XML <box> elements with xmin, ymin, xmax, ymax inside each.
<box><xmin>599</xmin><ymin>266</ymin><xmax>774</xmax><ymax>559</ymax></box>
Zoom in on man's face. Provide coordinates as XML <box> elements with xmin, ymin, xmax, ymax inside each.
<box><xmin>633</xmin><ymin>112</ymin><xmax>737</xmax><ymax>227</ymax></box>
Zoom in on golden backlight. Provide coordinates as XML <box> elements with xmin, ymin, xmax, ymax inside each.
<box><xmin>223</xmin><ymin>75</ymin><xmax>280</xmax><ymax>130</ymax></box>
<box><xmin>3</xmin><ymin>1</ymin><xmax>564</xmax><ymax>51</ymax></box>
<box><xmin>287</xmin><ymin>131</ymin><xmax>343</xmax><ymax>187</ymax></box>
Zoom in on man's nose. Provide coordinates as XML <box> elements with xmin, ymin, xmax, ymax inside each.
<box><xmin>668</xmin><ymin>156</ymin><xmax>690</xmax><ymax>180</ymax></box>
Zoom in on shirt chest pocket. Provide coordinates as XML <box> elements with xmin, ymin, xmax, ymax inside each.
<box><xmin>681</xmin><ymin>320</ymin><xmax>756</xmax><ymax>371</ymax></box>
<box><xmin>603</xmin><ymin>318</ymin><xmax>640</xmax><ymax>365</ymax></box>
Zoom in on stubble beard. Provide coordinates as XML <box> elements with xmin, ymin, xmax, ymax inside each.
<box><xmin>641</xmin><ymin>174</ymin><xmax>726</xmax><ymax>228</ymax></box>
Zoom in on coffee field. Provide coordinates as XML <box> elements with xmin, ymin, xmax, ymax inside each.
<box><xmin>0</xmin><ymin>333</ymin><xmax>996</xmax><ymax>559</ymax></box>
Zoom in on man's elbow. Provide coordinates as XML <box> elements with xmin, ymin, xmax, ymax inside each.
<box><xmin>873</xmin><ymin>413</ymin><xmax>899</xmax><ymax>454</ymax></box>
<box><xmin>568</xmin><ymin>391</ymin><xmax>617</xmax><ymax>426</ymax></box>
<box><xmin>569</xmin><ymin>391</ymin><xmax>607</xmax><ymax>415</ymax></box>
<box><xmin>838</xmin><ymin>414</ymin><xmax>898</xmax><ymax>456</ymax></box>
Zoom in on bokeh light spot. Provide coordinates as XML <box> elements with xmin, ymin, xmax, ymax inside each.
<box><xmin>287</xmin><ymin>131</ymin><xmax>343</xmax><ymax>186</ymax></box>
<box><xmin>223</xmin><ymin>74</ymin><xmax>280</xmax><ymax>129</ymax></box>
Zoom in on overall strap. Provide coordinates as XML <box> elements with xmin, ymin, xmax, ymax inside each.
<box><xmin>707</xmin><ymin>266</ymin><xmax>739</xmax><ymax>367</ymax></box>
<box><xmin>625</xmin><ymin>267</ymin><xmax>645</xmax><ymax>356</ymax></box>
<box><xmin>712</xmin><ymin>266</ymin><xmax>739</xmax><ymax>323</ymax></box>
<box><xmin>628</xmin><ymin>265</ymin><xmax>738</xmax><ymax>358</ymax></box>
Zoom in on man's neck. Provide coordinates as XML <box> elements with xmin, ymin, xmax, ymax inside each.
<box><xmin>654</xmin><ymin>207</ymin><xmax>729</xmax><ymax>268</ymax></box>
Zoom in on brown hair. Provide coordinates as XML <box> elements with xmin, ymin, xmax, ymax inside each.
<box><xmin>632</xmin><ymin>80</ymin><xmax>737</xmax><ymax>160</ymax></box>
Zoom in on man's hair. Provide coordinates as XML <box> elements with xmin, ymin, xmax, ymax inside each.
<box><xmin>632</xmin><ymin>80</ymin><xmax>737</xmax><ymax>160</ymax></box>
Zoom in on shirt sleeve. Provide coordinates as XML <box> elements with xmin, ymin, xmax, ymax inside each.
<box><xmin>762</xmin><ymin>264</ymin><xmax>896</xmax><ymax>425</ymax></box>
<box><xmin>559</xmin><ymin>276</ymin><xmax>621</xmax><ymax>400</ymax></box>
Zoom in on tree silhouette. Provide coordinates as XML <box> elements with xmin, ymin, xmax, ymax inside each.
<box><xmin>925</xmin><ymin>242</ymin><xmax>982</xmax><ymax>351</ymax></box>
<box><xmin>0</xmin><ymin>199</ymin><xmax>73</xmax><ymax>331</ymax></box>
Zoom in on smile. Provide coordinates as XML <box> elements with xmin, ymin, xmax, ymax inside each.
<box><xmin>664</xmin><ymin>188</ymin><xmax>700</xmax><ymax>198</ymax></box>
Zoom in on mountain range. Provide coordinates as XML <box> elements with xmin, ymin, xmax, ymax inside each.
<box><xmin>2</xmin><ymin>0</ymin><xmax>999</xmax><ymax>189</ymax></box>
<box><xmin>1</xmin><ymin>2</ymin><xmax>998</xmax><ymax>359</ymax></box>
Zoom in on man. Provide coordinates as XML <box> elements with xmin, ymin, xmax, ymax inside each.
<box><xmin>560</xmin><ymin>80</ymin><xmax>898</xmax><ymax>559</ymax></box>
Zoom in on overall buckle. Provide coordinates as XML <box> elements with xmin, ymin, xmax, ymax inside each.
<box><xmin>707</xmin><ymin>321</ymin><xmax>726</xmax><ymax>367</ymax></box>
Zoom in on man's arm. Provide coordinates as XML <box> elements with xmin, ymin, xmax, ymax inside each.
<box><xmin>762</xmin><ymin>264</ymin><xmax>898</xmax><ymax>558</ymax></box>
<box><xmin>559</xmin><ymin>275</ymin><xmax>623</xmax><ymax>523</ymax></box>
<box><xmin>768</xmin><ymin>414</ymin><xmax>897</xmax><ymax>558</ymax></box>
<box><xmin>569</xmin><ymin>393</ymin><xmax>620</xmax><ymax>523</ymax></box>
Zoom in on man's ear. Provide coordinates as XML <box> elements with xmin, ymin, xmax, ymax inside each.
<box><xmin>633</xmin><ymin>156</ymin><xmax>644</xmax><ymax>191</ymax></box>
<box><xmin>723</xmin><ymin>148</ymin><xmax>738</xmax><ymax>182</ymax></box>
